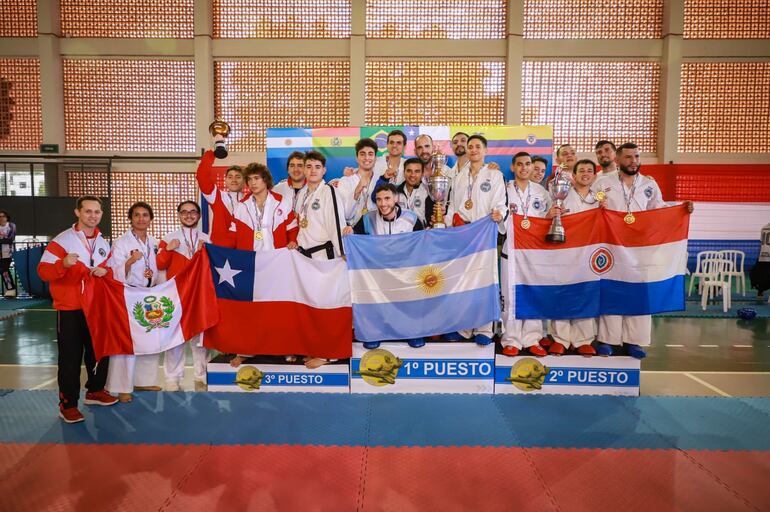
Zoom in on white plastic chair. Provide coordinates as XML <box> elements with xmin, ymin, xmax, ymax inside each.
<box><xmin>688</xmin><ymin>250</ymin><xmax>721</xmax><ymax>297</ymax></box>
<box><xmin>700</xmin><ymin>258</ymin><xmax>731</xmax><ymax>312</ymax></box>
<box><xmin>719</xmin><ymin>250</ymin><xmax>746</xmax><ymax>296</ymax></box>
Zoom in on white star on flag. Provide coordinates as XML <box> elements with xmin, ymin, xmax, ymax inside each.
<box><xmin>214</xmin><ymin>259</ymin><xmax>242</xmax><ymax>287</ymax></box>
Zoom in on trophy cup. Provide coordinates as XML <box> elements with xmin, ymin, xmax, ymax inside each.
<box><xmin>546</xmin><ymin>169</ymin><xmax>571</xmax><ymax>243</ymax></box>
<box><xmin>209</xmin><ymin>120</ymin><xmax>231</xmax><ymax>159</ymax></box>
<box><xmin>429</xmin><ymin>150</ymin><xmax>450</xmax><ymax>229</ymax></box>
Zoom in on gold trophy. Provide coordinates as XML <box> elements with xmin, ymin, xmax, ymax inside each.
<box><xmin>429</xmin><ymin>150</ymin><xmax>450</xmax><ymax>228</ymax></box>
<box><xmin>209</xmin><ymin>120</ymin><xmax>231</xmax><ymax>159</ymax></box>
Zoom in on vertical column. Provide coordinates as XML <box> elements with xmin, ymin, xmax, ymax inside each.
<box><xmin>37</xmin><ymin>0</ymin><xmax>65</xmax><ymax>151</ymax></box>
<box><xmin>658</xmin><ymin>0</ymin><xmax>684</xmax><ymax>163</ymax></box>
<box><xmin>194</xmin><ymin>0</ymin><xmax>215</xmax><ymax>152</ymax></box>
<box><xmin>349</xmin><ymin>1</ymin><xmax>366</xmax><ymax>125</ymax></box>
<box><xmin>505</xmin><ymin>0</ymin><xmax>524</xmax><ymax>125</ymax></box>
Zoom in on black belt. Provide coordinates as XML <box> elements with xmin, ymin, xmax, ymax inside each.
<box><xmin>298</xmin><ymin>240</ymin><xmax>334</xmax><ymax>259</ymax></box>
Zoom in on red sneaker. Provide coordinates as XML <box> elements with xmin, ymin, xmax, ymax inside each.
<box><xmin>548</xmin><ymin>343</ymin><xmax>565</xmax><ymax>355</ymax></box>
<box><xmin>538</xmin><ymin>337</ymin><xmax>552</xmax><ymax>348</ymax></box>
<box><xmin>528</xmin><ymin>345</ymin><xmax>547</xmax><ymax>357</ymax></box>
<box><xmin>577</xmin><ymin>345</ymin><xmax>596</xmax><ymax>357</ymax></box>
<box><xmin>84</xmin><ymin>390</ymin><xmax>118</xmax><ymax>406</ymax></box>
<box><xmin>59</xmin><ymin>406</ymin><xmax>84</xmax><ymax>424</ymax></box>
<box><xmin>501</xmin><ymin>345</ymin><xmax>520</xmax><ymax>357</ymax></box>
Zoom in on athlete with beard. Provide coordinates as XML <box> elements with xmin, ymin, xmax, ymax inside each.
<box><xmin>592</xmin><ymin>143</ymin><xmax>693</xmax><ymax>359</ymax></box>
<box><xmin>594</xmin><ymin>140</ymin><xmax>618</xmax><ymax>177</ymax></box>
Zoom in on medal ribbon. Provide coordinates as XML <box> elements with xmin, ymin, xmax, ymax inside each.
<box><xmin>131</xmin><ymin>230</ymin><xmax>152</xmax><ymax>274</ymax></box>
<box><xmin>181</xmin><ymin>227</ymin><xmax>199</xmax><ymax>258</ymax></box>
<box><xmin>514</xmin><ymin>182</ymin><xmax>531</xmax><ymax>219</ymax></box>
<box><xmin>620</xmin><ymin>173</ymin><xmax>639</xmax><ymax>214</ymax></box>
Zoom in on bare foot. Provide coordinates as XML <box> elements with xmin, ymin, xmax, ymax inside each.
<box><xmin>230</xmin><ymin>355</ymin><xmax>247</xmax><ymax>367</ymax></box>
<box><xmin>118</xmin><ymin>393</ymin><xmax>133</xmax><ymax>403</ymax></box>
<box><xmin>304</xmin><ymin>357</ymin><xmax>329</xmax><ymax>369</ymax></box>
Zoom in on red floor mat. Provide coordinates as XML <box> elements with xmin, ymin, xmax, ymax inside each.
<box><xmin>1</xmin><ymin>444</ymin><xmax>767</xmax><ymax>511</ymax></box>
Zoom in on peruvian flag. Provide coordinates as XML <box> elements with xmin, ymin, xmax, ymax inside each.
<box><xmin>83</xmin><ymin>251</ymin><xmax>219</xmax><ymax>361</ymax></box>
<box><xmin>203</xmin><ymin>244</ymin><xmax>353</xmax><ymax>359</ymax></box>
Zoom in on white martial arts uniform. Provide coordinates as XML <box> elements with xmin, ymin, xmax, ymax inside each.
<box><xmin>373</xmin><ymin>155</ymin><xmax>405</xmax><ymax>185</ymax></box>
<box><xmin>106</xmin><ymin>230</ymin><xmax>161</xmax><ymax>394</ymax></box>
<box><xmin>500</xmin><ymin>181</ymin><xmax>551</xmax><ymax>349</ymax></box>
<box><xmin>336</xmin><ymin>170</ymin><xmax>378</xmax><ymax>227</ymax></box>
<box><xmin>549</xmin><ymin>188</ymin><xmax>601</xmax><ymax>349</ymax></box>
<box><xmin>296</xmin><ymin>181</ymin><xmax>347</xmax><ymax>260</ymax></box>
<box><xmin>272</xmin><ymin>179</ymin><xmax>307</xmax><ymax>214</ymax></box>
<box><xmin>157</xmin><ymin>227</ymin><xmax>211</xmax><ymax>386</ymax></box>
<box><xmin>446</xmin><ymin>164</ymin><xmax>507</xmax><ymax>339</ymax></box>
<box><xmin>592</xmin><ymin>172</ymin><xmax>667</xmax><ymax>346</ymax></box>
<box><xmin>397</xmin><ymin>182</ymin><xmax>431</xmax><ymax>226</ymax></box>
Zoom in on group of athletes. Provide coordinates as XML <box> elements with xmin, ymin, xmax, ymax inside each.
<box><xmin>38</xmin><ymin>128</ymin><xmax>693</xmax><ymax>423</ymax></box>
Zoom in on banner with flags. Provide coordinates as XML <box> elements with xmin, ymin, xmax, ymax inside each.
<box><xmin>343</xmin><ymin>217</ymin><xmax>501</xmax><ymax>342</ymax></box>
<box><xmin>204</xmin><ymin>244</ymin><xmax>353</xmax><ymax>359</ymax></box>
<box><xmin>266</xmin><ymin>125</ymin><xmax>554</xmax><ymax>182</ymax></box>
<box><xmin>82</xmin><ymin>251</ymin><xmax>219</xmax><ymax>361</ymax></box>
<box><xmin>507</xmin><ymin>205</ymin><xmax>690</xmax><ymax>320</ymax></box>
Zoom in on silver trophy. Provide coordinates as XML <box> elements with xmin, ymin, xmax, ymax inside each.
<box><xmin>429</xmin><ymin>150</ymin><xmax>450</xmax><ymax>228</ymax></box>
<box><xmin>546</xmin><ymin>167</ymin><xmax>571</xmax><ymax>243</ymax></box>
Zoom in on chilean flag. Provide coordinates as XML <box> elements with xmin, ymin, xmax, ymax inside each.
<box><xmin>83</xmin><ymin>251</ymin><xmax>219</xmax><ymax>361</ymax></box>
<box><xmin>509</xmin><ymin>205</ymin><xmax>691</xmax><ymax>319</ymax></box>
<box><xmin>203</xmin><ymin>244</ymin><xmax>353</xmax><ymax>359</ymax></box>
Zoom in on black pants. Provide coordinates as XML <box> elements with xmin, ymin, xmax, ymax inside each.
<box><xmin>0</xmin><ymin>258</ymin><xmax>15</xmax><ymax>292</ymax></box>
<box><xmin>57</xmin><ymin>310</ymin><xmax>109</xmax><ymax>409</ymax></box>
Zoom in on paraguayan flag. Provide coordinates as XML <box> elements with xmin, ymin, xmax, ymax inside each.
<box><xmin>344</xmin><ymin>217</ymin><xmax>501</xmax><ymax>342</ymax></box>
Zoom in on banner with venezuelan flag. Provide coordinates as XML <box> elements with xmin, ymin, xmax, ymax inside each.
<box><xmin>266</xmin><ymin>125</ymin><xmax>553</xmax><ymax>182</ymax></box>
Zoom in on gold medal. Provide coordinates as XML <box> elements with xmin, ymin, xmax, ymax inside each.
<box><xmin>595</xmin><ymin>191</ymin><xmax>606</xmax><ymax>201</ymax></box>
<box><xmin>361</xmin><ymin>207</ymin><xmax>368</xmax><ymax>215</ymax></box>
<box><xmin>143</xmin><ymin>268</ymin><xmax>153</xmax><ymax>279</ymax></box>
<box><xmin>299</xmin><ymin>218</ymin><xmax>309</xmax><ymax>229</ymax></box>
<box><xmin>464</xmin><ymin>199</ymin><xmax>474</xmax><ymax>210</ymax></box>
<box><xmin>254</xmin><ymin>230</ymin><xmax>264</xmax><ymax>240</ymax></box>
<box><xmin>624</xmin><ymin>212</ymin><xmax>636</xmax><ymax>224</ymax></box>
<box><xmin>521</xmin><ymin>218</ymin><xmax>531</xmax><ymax>229</ymax></box>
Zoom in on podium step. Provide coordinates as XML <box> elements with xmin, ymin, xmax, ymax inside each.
<box><xmin>207</xmin><ymin>354</ymin><xmax>351</xmax><ymax>393</ymax></box>
<box><xmin>351</xmin><ymin>342</ymin><xmax>495</xmax><ymax>394</ymax></box>
<box><xmin>494</xmin><ymin>354</ymin><xmax>641</xmax><ymax>396</ymax></box>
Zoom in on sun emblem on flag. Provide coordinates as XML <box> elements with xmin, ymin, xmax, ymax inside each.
<box><xmin>589</xmin><ymin>247</ymin><xmax>614</xmax><ymax>275</ymax></box>
<box><xmin>284</xmin><ymin>138</ymin><xmax>293</xmax><ymax>146</ymax></box>
<box><xmin>416</xmin><ymin>265</ymin><xmax>445</xmax><ymax>295</ymax></box>
<box><xmin>132</xmin><ymin>295</ymin><xmax>174</xmax><ymax>332</ymax></box>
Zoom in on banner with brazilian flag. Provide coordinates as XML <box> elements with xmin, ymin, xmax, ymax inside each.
<box><xmin>266</xmin><ymin>125</ymin><xmax>553</xmax><ymax>182</ymax></box>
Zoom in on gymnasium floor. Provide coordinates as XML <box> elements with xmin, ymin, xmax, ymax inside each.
<box><xmin>1</xmin><ymin>302</ymin><xmax>768</xmax><ymax>511</ymax></box>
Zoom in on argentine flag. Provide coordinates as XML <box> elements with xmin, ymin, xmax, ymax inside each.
<box><xmin>344</xmin><ymin>218</ymin><xmax>500</xmax><ymax>342</ymax></box>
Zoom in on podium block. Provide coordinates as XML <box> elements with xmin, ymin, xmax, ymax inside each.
<box><xmin>207</xmin><ymin>354</ymin><xmax>350</xmax><ymax>393</ymax></box>
<box><xmin>350</xmin><ymin>342</ymin><xmax>495</xmax><ymax>394</ymax></box>
<box><xmin>494</xmin><ymin>355</ymin><xmax>640</xmax><ymax>396</ymax></box>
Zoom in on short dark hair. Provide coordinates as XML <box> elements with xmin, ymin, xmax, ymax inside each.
<box><xmin>452</xmin><ymin>131</ymin><xmax>470</xmax><ymax>141</ymax></box>
<box><xmin>304</xmin><ymin>150</ymin><xmax>326</xmax><ymax>166</ymax></box>
<box><xmin>355</xmin><ymin>138</ymin><xmax>378</xmax><ymax>155</ymax></box>
<box><xmin>594</xmin><ymin>140</ymin><xmax>616</xmax><ymax>151</ymax></box>
<box><xmin>617</xmin><ymin>142</ymin><xmax>639</xmax><ymax>152</ymax></box>
<box><xmin>374</xmin><ymin>183</ymin><xmax>399</xmax><ymax>197</ymax></box>
<box><xmin>556</xmin><ymin>144</ymin><xmax>573</xmax><ymax>156</ymax></box>
<box><xmin>512</xmin><ymin>151</ymin><xmax>531</xmax><ymax>164</ymax></box>
<box><xmin>286</xmin><ymin>151</ymin><xmax>306</xmax><ymax>170</ymax></box>
<box><xmin>403</xmin><ymin>157</ymin><xmax>424</xmax><ymax>171</ymax></box>
<box><xmin>76</xmin><ymin>195</ymin><xmax>102</xmax><ymax>210</ymax></box>
<box><xmin>177</xmin><ymin>200</ymin><xmax>201</xmax><ymax>214</ymax></box>
<box><xmin>387</xmin><ymin>130</ymin><xmax>406</xmax><ymax>145</ymax></box>
<box><xmin>573</xmin><ymin>159</ymin><xmax>597</xmax><ymax>174</ymax></box>
<box><xmin>0</xmin><ymin>209</ymin><xmax>10</xmax><ymax>221</ymax></box>
<box><xmin>128</xmin><ymin>201</ymin><xmax>154</xmax><ymax>220</ymax></box>
<box><xmin>244</xmin><ymin>163</ymin><xmax>274</xmax><ymax>190</ymax></box>
<box><xmin>225</xmin><ymin>165</ymin><xmax>244</xmax><ymax>177</ymax></box>
<box><xmin>531</xmin><ymin>156</ymin><xmax>548</xmax><ymax>167</ymax></box>
<box><xmin>468</xmin><ymin>134</ymin><xmax>488</xmax><ymax>147</ymax></box>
